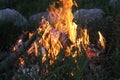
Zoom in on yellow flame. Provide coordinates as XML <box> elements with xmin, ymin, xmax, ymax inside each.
<box><xmin>11</xmin><ymin>0</ymin><xmax>107</xmax><ymax>65</ymax></box>
<box><xmin>27</xmin><ymin>44</ymin><xmax>34</xmax><ymax>54</ymax></box>
<box><xmin>71</xmin><ymin>72</ymin><xmax>74</xmax><ymax>77</ymax></box>
<box><xmin>18</xmin><ymin>39</ymin><xmax>22</xmax><ymax>43</ymax></box>
<box><xmin>34</xmin><ymin>42</ymin><xmax>38</xmax><ymax>56</ymax></box>
<box><xmin>29</xmin><ymin>33</ymin><xmax>33</xmax><ymax>39</ymax></box>
<box><xmin>27</xmin><ymin>42</ymin><xmax>38</xmax><ymax>56</ymax></box>
<box><xmin>12</xmin><ymin>38</ymin><xmax>22</xmax><ymax>51</ymax></box>
<box><xmin>36</xmin><ymin>0</ymin><xmax>78</xmax><ymax>60</ymax></box>
<box><xmin>49</xmin><ymin>0</ymin><xmax>77</xmax><ymax>43</ymax></box>
<box><xmin>98</xmin><ymin>31</ymin><xmax>105</xmax><ymax>49</ymax></box>
<box><xmin>81</xmin><ymin>29</ymin><xmax>89</xmax><ymax>46</ymax></box>
<box><xmin>13</xmin><ymin>47</ymin><xmax>16</xmax><ymax>51</ymax></box>
<box><xmin>8</xmin><ymin>0</ymin><xmax>108</xmax><ymax>68</ymax></box>
<box><xmin>42</xmin><ymin>54</ymin><xmax>46</xmax><ymax>63</ymax></box>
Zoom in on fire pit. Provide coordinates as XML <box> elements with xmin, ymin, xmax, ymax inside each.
<box><xmin>0</xmin><ymin>0</ymin><xmax>106</xmax><ymax>79</ymax></box>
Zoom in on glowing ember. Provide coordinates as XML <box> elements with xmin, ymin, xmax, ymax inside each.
<box><xmin>19</xmin><ymin>57</ymin><xmax>24</xmax><ymax>65</ymax></box>
<box><xmin>12</xmin><ymin>38</ymin><xmax>22</xmax><ymax>51</ymax></box>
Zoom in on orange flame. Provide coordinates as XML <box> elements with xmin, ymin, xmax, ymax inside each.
<box><xmin>35</xmin><ymin>0</ymin><xmax>78</xmax><ymax>60</ymax></box>
<box><xmin>80</xmin><ymin>29</ymin><xmax>106</xmax><ymax>59</ymax></box>
<box><xmin>49</xmin><ymin>0</ymin><xmax>77</xmax><ymax>43</ymax></box>
<box><xmin>11</xmin><ymin>0</ymin><xmax>106</xmax><ymax>65</ymax></box>
<box><xmin>34</xmin><ymin>42</ymin><xmax>38</xmax><ymax>56</ymax></box>
<box><xmin>98</xmin><ymin>31</ymin><xmax>105</xmax><ymax>49</ymax></box>
<box><xmin>29</xmin><ymin>32</ymin><xmax>33</xmax><ymax>38</ymax></box>
<box><xmin>82</xmin><ymin>29</ymin><xmax>90</xmax><ymax>45</ymax></box>
<box><xmin>12</xmin><ymin>38</ymin><xmax>22</xmax><ymax>51</ymax></box>
<box><xmin>27</xmin><ymin>42</ymin><xmax>38</xmax><ymax>56</ymax></box>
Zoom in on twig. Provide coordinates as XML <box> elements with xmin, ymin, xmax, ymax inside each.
<box><xmin>0</xmin><ymin>31</ymin><xmax>42</xmax><ymax>73</ymax></box>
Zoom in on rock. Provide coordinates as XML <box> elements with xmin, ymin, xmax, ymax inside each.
<box><xmin>109</xmin><ymin>0</ymin><xmax>119</xmax><ymax>4</ymax></box>
<box><xmin>0</xmin><ymin>8</ymin><xmax>29</xmax><ymax>28</ymax></box>
<box><xmin>109</xmin><ymin>0</ymin><xmax>120</xmax><ymax>7</ymax></box>
<box><xmin>28</xmin><ymin>11</ymin><xmax>59</xmax><ymax>30</ymax></box>
<box><xmin>74</xmin><ymin>9</ymin><xmax>105</xmax><ymax>45</ymax></box>
<box><xmin>28</xmin><ymin>11</ymin><xmax>49</xmax><ymax>30</ymax></box>
<box><xmin>73</xmin><ymin>8</ymin><xmax>105</xmax><ymax>23</ymax></box>
<box><xmin>0</xmin><ymin>8</ymin><xmax>29</xmax><ymax>51</ymax></box>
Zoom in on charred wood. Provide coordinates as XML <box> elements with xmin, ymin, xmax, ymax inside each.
<box><xmin>0</xmin><ymin>31</ymin><xmax>41</xmax><ymax>73</ymax></box>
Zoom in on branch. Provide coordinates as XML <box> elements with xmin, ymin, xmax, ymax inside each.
<box><xmin>0</xmin><ymin>31</ymin><xmax>42</xmax><ymax>73</ymax></box>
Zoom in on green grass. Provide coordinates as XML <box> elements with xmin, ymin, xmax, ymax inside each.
<box><xmin>9</xmin><ymin>50</ymin><xmax>89</xmax><ymax>80</ymax></box>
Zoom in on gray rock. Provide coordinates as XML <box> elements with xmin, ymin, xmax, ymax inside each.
<box><xmin>73</xmin><ymin>8</ymin><xmax>105</xmax><ymax>23</ymax></box>
<box><xmin>0</xmin><ymin>8</ymin><xmax>29</xmax><ymax>51</ymax></box>
<box><xmin>29</xmin><ymin>11</ymin><xmax>59</xmax><ymax>30</ymax></box>
<box><xmin>109</xmin><ymin>0</ymin><xmax>120</xmax><ymax>6</ymax></box>
<box><xmin>109</xmin><ymin>0</ymin><xmax>119</xmax><ymax>4</ymax></box>
<box><xmin>0</xmin><ymin>8</ymin><xmax>29</xmax><ymax>28</ymax></box>
<box><xmin>29</xmin><ymin>11</ymin><xmax>49</xmax><ymax>29</ymax></box>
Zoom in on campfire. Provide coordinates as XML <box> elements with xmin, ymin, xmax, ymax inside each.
<box><xmin>12</xmin><ymin>0</ymin><xmax>105</xmax><ymax>65</ymax></box>
<box><xmin>0</xmin><ymin>0</ymin><xmax>106</xmax><ymax>79</ymax></box>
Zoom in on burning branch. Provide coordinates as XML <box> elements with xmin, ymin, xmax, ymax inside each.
<box><xmin>0</xmin><ymin>31</ymin><xmax>41</xmax><ymax>73</ymax></box>
<box><xmin>80</xmin><ymin>28</ymin><xmax>105</xmax><ymax>60</ymax></box>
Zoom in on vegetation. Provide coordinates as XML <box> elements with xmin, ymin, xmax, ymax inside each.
<box><xmin>0</xmin><ymin>0</ymin><xmax>120</xmax><ymax>80</ymax></box>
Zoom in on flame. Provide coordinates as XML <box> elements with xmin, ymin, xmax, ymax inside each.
<box><xmin>80</xmin><ymin>29</ymin><xmax>106</xmax><ymax>59</ymax></box>
<box><xmin>29</xmin><ymin>32</ymin><xmax>33</xmax><ymax>38</ymax></box>
<box><xmin>27</xmin><ymin>44</ymin><xmax>35</xmax><ymax>54</ymax></box>
<box><xmin>27</xmin><ymin>42</ymin><xmax>38</xmax><ymax>56</ymax></box>
<box><xmin>81</xmin><ymin>29</ymin><xmax>90</xmax><ymax>46</ymax></box>
<box><xmin>18</xmin><ymin>39</ymin><xmax>22</xmax><ymax>43</ymax></box>
<box><xmin>49</xmin><ymin>0</ymin><xmax>77</xmax><ymax>43</ymax></box>
<box><xmin>12</xmin><ymin>38</ymin><xmax>22</xmax><ymax>51</ymax></box>
<box><xmin>41</xmin><ymin>47</ymin><xmax>47</xmax><ymax>63</ymax></box>
<box><xmin>98</xmin><ymin>31</ymin><xmax>105</xmax><ymax>49</ymax></box>
<box><xmin>11</xmin><ymin>0</ymin><xmax>106</xmax><ymax>65</ymax></box>
<box><xmin>36</xmin><ymin>0</ymin><xmax>78</xmax><ymax>60</ymax></box>
<box><xmin>34</xmin><ymin>42</ymin><xmax>38</xmax><ymax>56</ymax></box>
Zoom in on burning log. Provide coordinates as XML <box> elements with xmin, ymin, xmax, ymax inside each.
<box><xmin>0</xmin><ymin>32</ymin><xmax>28</xmax><ymax>61</ymax></box>
<box><xmin>0</xmin><ymin>31</ymin><xmax>41</xmax><ymax>73</ymax></box>
<box><xmin>10</xmin><ymin>31</ymin><xmax>29</xmax><ymax>52</ymax></box>
<box><xmin>80</xmin><ymin>28</ymin><xmax>105</xmax><ymax>60</ymax></box>
<box><xmin>59</xmin><ymin>32</ymin><xmax>73</xmax><ymax>49</ymax></box>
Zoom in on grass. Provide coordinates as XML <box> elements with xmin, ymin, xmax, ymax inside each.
<box><xmin>6</xmin><ymin>49</ymin><xmax>89</xmax><ymax>80</ymax></box>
